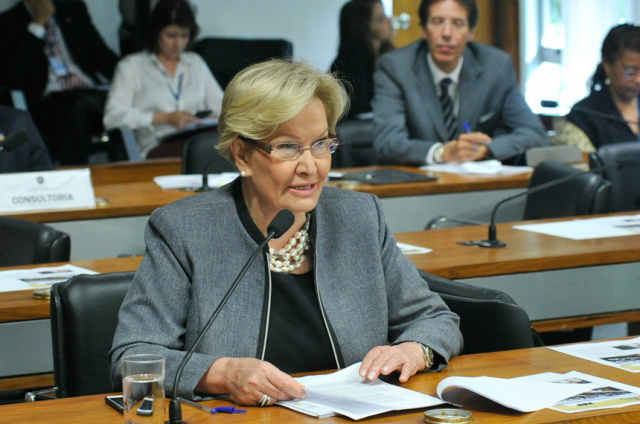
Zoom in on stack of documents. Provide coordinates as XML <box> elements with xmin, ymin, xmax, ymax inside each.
<box><xmin>153</xmin><ymin>173</ymin><xmax>238</xmax><ymax>190</ymax></box>
<box><xmin>0</xmin><ymin>264</ymin><xmax>97</xmax><ymax>293</ymax></box>
<box><xmin>277</xmin><ymin>360</ymin><xmax>640</xmax><ymax>419</ymax></box>
<box><xmin>421</xmin><ymin>160</ymin><xmax>532</xmax><ymax>176</ymax></box>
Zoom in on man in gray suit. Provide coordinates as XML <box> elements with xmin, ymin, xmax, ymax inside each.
<box><xmin>372</xmin><ymin>0</ymin><xmax>547</xmax><ymax>165</ymax></box>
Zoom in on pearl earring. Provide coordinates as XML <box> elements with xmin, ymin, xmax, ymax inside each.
<box><xmin>240</xmin><ymin>170</ymin><xmax>247</xmax><ymax>177</ymax></box>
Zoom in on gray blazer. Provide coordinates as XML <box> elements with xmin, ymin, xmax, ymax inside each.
<box><xmin>109</xmin><ymin>182</ymin><xmax>463</xmax><ymax>397</ymax></box>
<box><xmin>372</xmin><ymin>40</ymin><xmax>548</xmax><ymax>165</ymax></box>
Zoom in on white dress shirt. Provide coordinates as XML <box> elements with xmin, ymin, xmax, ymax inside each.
<box><xmin>103</xmin><ymin>51</ymin><xmax>224</xmax><ymax>157</ymax></box>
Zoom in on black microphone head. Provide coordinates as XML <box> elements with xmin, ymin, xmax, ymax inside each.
<box><xmin>0</xmin><ymin>130</ymin><xmax>28</xmax><ymax>153</ymax></box>
<box><xmin>268</xmin><ymin>209</ymin><xmax>295</xmax><ymax>238</ymax></box>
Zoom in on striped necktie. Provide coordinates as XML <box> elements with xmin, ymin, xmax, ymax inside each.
<box><xmin>44</xmin><ymin>22</ymin><xmax>91</xmax><ymax>89</ymax></box>
<box><xmin>439</xmin><ymin>78</ymin><xmax>457</xmax><ymax>142</ymax></box>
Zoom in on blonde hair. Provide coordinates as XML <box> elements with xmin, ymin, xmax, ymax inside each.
<box><xmin>217</xmin><ymin>60</ymin><xmax>350</xmax><ymax>162</ymax></box>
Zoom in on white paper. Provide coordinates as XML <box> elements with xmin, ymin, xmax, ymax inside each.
<box><xmin>277</xmin><ymin>363</ymin><xmax>444</xmax><ymax>420</ymax></box>
<box><xmin>436</xmin><ymin>375</ymin><xmax>597</xmax><ymax>412</ymax></box>
<box><xmin>421</xmin><ymin>160</ymin><xmax>532</xmax><ymax>176</ymax></box>
<box><xmin>517</xmin><ymin>371</ymin><xmax>640</xmax><ymax>413</ymax></box>
<box><xmin>0</xmin><ymin>264</ymin><xmax>98</xmax><ymax>293</ymax></box>
<box><xmin>397</xmin><ymin>242</ymin><xmax>432</xmax><ymax>255</ymax></box>
<box><xmin>514</xmin><ymin>214</ymin><xmax>640</xmax><ymax>240</ymax></box>
<box><xmin>153</xmin><ymin>173</ymin><xmax>238</xmax><ymax>190</ymax></box>
<box><xmin>550</xmin><ymin>337</ymin><xmax>640</xmax><ymax>373</ymax></box>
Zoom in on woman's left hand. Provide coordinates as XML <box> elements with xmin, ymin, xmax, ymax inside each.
<box><xmin>359</xmin><ymin>342</ymin><xmax>424</xmax><ymax>383</ymax></box>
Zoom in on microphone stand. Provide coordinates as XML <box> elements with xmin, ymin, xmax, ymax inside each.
<box><xmin>194</xmin><ymin>159</ymin><xmax>218</xmax><ymax>192</ymax></box>
<box><xmin>167</xmin><ymin>210</ymin><xmax>294</xmax><ymax>424</ymax></box>
<box><xmin>465</xmin><ymin>160</ymin><xmax>611</xmax><ymax>248</ymax></box>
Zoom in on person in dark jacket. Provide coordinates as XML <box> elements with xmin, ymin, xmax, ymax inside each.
<box><xmin>0</xmin><ymin>105</ymin><xmax>53</xmax><ymax>173</ymax></box>
<box><xmin>0</xmin><ymin>0</ymin><xmax>119</xmax><ymax>165</ymax></box>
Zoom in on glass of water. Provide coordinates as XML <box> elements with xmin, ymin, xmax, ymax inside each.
<box><xmin>122</xmin><ymin>354</ymin><xmax>165</xmax><ymax>424</ymax></box>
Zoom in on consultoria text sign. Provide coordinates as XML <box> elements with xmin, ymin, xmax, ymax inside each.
<box><xmin>0</xmin><ymin>169</ymin><xmax>96</xmax><ymax>213</ymax></box>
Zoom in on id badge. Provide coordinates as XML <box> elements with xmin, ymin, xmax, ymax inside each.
<box><xmin>49</xmin><ymin>55</ymin><xmax>70</xmax><ymax>77</ymax></box>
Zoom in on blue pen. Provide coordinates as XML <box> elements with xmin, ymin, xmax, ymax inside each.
<box><xmin>179</xmin><ymin>397</ymin><xmax>247</xmax><ymax>414</ymax></box>
<box><xmin>463</xmin><ymin>122</ymin><xmax>471</xmax><ymax>133</ymax></box>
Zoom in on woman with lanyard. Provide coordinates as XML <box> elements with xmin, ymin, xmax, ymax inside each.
<box><xmin>558</xmin><ymin>24</ymin><xmax>640</xmax><ymax>152</ymax></box>
<box><xmin>104</xmin><ymin>0</ymin><xmax>223</xmax><ymax>158</ymax></box>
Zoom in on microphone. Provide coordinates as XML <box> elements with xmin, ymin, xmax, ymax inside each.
<box><xmin>0</xmin><ymin>130</ymin><xmax>28</xmax><ymax>153</ymax></box>
<box><xmin>462</xmin><ymin>160</ymin><xmax>624</xmax><ymax>248</ymax></box>
<box><xmin>167</xmin><ymin>209</ymin><xmax>295</xmax><ymax>424</ymax></box>
<box><xmin>540</xmin><ymin>100</ymin><xmax>639</xmax><ymax>125</ymax></box>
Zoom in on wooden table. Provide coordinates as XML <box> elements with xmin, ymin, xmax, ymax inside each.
<box><xmin>3</xmin><ymin>160</ymin><xmax>530</xmax><ymax>260</ymax></box>
<box><xmin>3</xmin><ymin>343</ymin><xmax>640</xmax><ymax>423</ymax></box>
<box><xmin>396</xmin><ymin>212</ymin><xmax>640</xmax><ymax>330</ymax></box>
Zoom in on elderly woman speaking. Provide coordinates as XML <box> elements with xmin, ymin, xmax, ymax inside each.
<box><xmin>109</xmin><ymin>60</ymin><xmax>462</xmax><ymax>406</ymax></box>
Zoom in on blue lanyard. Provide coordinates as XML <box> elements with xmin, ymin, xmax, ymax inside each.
<box><xmin>636</xmin><ymin>98</ymin><xmax>640</xmax><ymax>141</ymax></box>
<box><xmin>169</xmin><ymin>74</ymin><xmax>184</xmax><ymax>108</ymax></box>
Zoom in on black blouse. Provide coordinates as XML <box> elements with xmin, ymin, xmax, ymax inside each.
<box><xmin>567</xmin><ymin>87</ymin><xmax>639</xmax><ymax>148</ymax></box>
<box><xmin>263</xmin><ymin>270</ymin><xmax>337</xmax><ymax>373</ymax></box>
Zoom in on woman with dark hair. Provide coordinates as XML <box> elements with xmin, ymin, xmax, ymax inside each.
<box><xmin>104</xmin><ymin>0</ymin><xmax>223</xmax><ymax>158</ymax></box>
<box><xmin>330</xmin><ymin>0</ymin><xmax>394</xmax><ymax>119</ymax></box>
<box><xmin>561</xmin><ymin>24</ymin><xmax>640</xmax><ymax>151</ymax></box>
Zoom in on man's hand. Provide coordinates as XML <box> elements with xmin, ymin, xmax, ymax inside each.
<box><xmin>443</xmin><ymin>132</ymin><xmax>492</xmax><ymax>162</ymax></box>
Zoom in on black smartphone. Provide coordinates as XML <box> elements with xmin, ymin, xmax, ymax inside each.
<box><xmin>194</xmin><ymin>110</ymin><xmax>212</xmax><ymax>118</ymax></box>
<box><xmin>136</xmin><ymin>397</ymin><xmax>155</xmax><ymax>416</ymax></box>
<box><xmin>105</xmin><ymin>395</ymin><xmax>154</xmax><ymax>416</ymax></box>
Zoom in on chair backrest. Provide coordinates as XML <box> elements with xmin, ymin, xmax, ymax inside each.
<box><xmin>590</xmin><ymin>142</ymin><xmax>640</xmax><ymax>212</ymax></box>
<box><xmin>0</xmin><ymin>217</ymin><xmax>70</xmax><ymax>267</ymax></box>
<box><xmin>333</xmin><ymin>119</ymin><xmax>376</xmax><ymax>168</ymax></box>
<box><xmin>181</xmin><ymin>132</ymin><xmax>236</xmax><ymax>174</ymax></box>
<box><xmin>192</xmin><ymin>37</ymin><xmax>293</xmax><ymax>89</ymax></box>
<box><xmin>525</xmin><ymin>145</ymin><xmax>583</xmax><ymax>167</ymax></box>
<box><xmin>523</xmin><ymin>160</ymin><xmax>611</xmax><ymax>220</ymax></box>
<box><xmin>420</xmin><ymin>270</ymin><xmax>538</xmax><ymax>354</ymax></box>
<box><xmin>51</xmin><ymin>272</ymin><xmax>134</xmax><ymax>398</ymax></box>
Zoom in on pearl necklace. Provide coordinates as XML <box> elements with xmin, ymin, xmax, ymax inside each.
<box><xmin>269</xmin><ymin>215</ymin><xmax>311</xmax><ymax>273</ymax></box>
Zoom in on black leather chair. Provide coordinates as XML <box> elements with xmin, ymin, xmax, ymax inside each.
<box><xmin>181</xmin><ymin>132</ymin><xmax>236</xmax><ymax>174</ymax></box>
<box><xmin>420</xmin><ymin>270</ymin><xmax>540</xmax><ymax>354</ymax></box>
<box><xmin>589</xmin><ymin>142</ymin><xmax>640</xmax><ymax>212</ymax></box>
<box><xmin>50</xmin><ymin>272</ymin><xmax>133</xmax><ymax>398</ymax></box>
<box><xmin>192</xmin><ymin>37</ymin><xmax>293</xmax><ymax>89</ymax></box>
<box><xmin>0</xmin><ymin>217</ymin><xmax>70</xmax><ymax>266</ymax></box>
<box><xmin>333</xmin><ymin>119</ymin><xmax>377</xmax><ymax>168</ymax></box>
<box><xmin>427</xmin><ymin>160</ymin><xmax>612</xmax><ymax>228</ymax></box>
<box><xmin>523</xmin><ymin>160</ymin><xmax>611</xmax><ymax>220</ymax></box>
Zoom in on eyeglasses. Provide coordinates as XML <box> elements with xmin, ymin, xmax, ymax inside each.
<box><xmin>239</xmin><ymin>135</ymin><xmax>339</xmax><ymax>161</ymax></box>
<box><xmin>622</xmin><ymin>66</ymin><xmax>640</xmax><ymax>79</ymax></box>
<box><xmin>427</xmin><ymin>17</ymin><xmax>469</xmax><ymax>32</ymax></box>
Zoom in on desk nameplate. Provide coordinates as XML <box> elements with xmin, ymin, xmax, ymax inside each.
<box><xmin>0</xmin><ymin>169</ymin><xmax>95</xmax><ymax>213</ymax></box>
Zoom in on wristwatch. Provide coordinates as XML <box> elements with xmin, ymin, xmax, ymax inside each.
<box><xmin>414</xmin><ymin>342</ymin><xmax>434</xmax><ymax>370</ymax></box>
<box><xmin>433</xmin><ymin>145</ymin><xmax>445</xmax><ymax>163</ymax></box>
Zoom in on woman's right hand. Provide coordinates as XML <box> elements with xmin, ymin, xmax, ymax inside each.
<box><xmin>196</xmin><ymin>357</ymin><xmax>306</xmax><ymax>406</ymax></box>
<box><xmin>153</xmin><ymin>111</ymin><xmax>199</xmax><ymax>129</ymax></box>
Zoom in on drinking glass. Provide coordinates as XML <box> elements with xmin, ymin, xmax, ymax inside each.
<box><xmin>122</xmin><ymin>354</ymin><xmax>165</xmax><ymax>424</ymax></box>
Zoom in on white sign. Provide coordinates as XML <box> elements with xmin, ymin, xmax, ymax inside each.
<box><xmin>0</xmin><ymin>169</ymin><xmax>96</xmax><ymax>213</ymax></box>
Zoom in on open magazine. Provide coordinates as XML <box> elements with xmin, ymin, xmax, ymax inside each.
<box><xmin>276</xmin><ymin>363</ymin><xmax>640</xmax><ymax>420</ymax></box>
